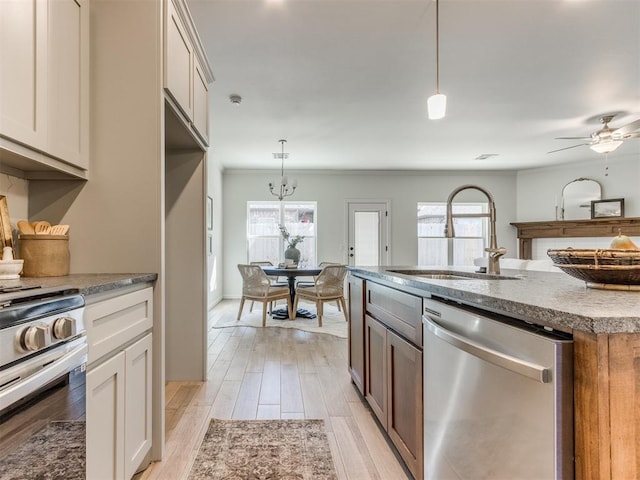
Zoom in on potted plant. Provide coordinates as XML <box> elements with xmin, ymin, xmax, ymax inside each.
<box><xmin>278</xmin><ymin>224</ymin><xmax>304</xmax><ymax>264</ymax></box>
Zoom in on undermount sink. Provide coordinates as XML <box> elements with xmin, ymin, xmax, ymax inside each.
<box><xmin>388</xmin><ymin>269</ymin><xmax>521</xmax><ymax>280</ymax></box>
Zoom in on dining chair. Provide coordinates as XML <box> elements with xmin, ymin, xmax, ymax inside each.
<box><xmin>296</xmin><ymin>261</ymin><xmax>342</xmax><ymax>311</ymax></box>
<box><xmin>237</xmin><ymin>264</ymin><xmax>293</xmax><ymax>326</ymax></box>
<box><xmin>293</xmin><ymin>264</ymin><xmax>348</xmax><ymax>327</ymax></box>
<box><xmin>249</xmin><ymin>261</ymin><xmax>287</xmax><ymax>312</ymax></box>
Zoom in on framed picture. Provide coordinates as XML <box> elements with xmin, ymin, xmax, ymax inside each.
<box><xmin>591</xmin><ymin>198</ymin><xmax>625</xmax><ymax>219</ymax></box>
<box><xmin>206</xmin><ymin>196</ymin><xmax>213</xmax><ymax>231</ymax></box>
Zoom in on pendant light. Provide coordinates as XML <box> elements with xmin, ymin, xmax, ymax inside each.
<box><xmin>268</xmin><ymin>139</ymin><xmax>297</xmax><ymax>201</ymax></box>
<box><xmin>428</xmin><ymin>0</ymin><xmax>446</xmax><ymax>120</ymax></box>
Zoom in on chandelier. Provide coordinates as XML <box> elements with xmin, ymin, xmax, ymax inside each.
<box><xmin>269</xmin><ymin>139</ymin><xmax>297</xmax><ymax>201</ymax></box>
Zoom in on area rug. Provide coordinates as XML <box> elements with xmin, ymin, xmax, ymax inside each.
<box><xmin>187</xmin><ymin>419</ymin><xmax>338</xmax><ymax>480</ymax></box>
<box><xmin>212</xmin><ymin>301</ymin><xmax>348</xmax><ymax>338</ymax></box>
<box><xmin>0</xmin><ymin>421</ymin><xmax>85</xmax><ymax>480</ymax></box>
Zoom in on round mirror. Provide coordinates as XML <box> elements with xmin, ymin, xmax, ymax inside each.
<box><xmin>561</xmin><ymin>178</ymin><xmax>602</xmax><ymax>220</ymax></box>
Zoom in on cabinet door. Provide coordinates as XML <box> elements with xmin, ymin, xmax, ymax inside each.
<box><xmin>87</xmin><ymin>352</ymin><xmax>126</xmax><ymax>480</ymax></box>
<box><xmin>0</xmin><ymin>0</ymin><xmax>47</xmax><ymax>148</ymax></box>
<box><xmin>165</xmin><ymin>0</ymin><xmax>193</xmax><ymax>120</ymax></box>
<box><xmin>47</xmin><ymin>0</ymin><xmax>89</xmax><ymax>169</ymax></box>
<box><xmin>387</xmin><ymin>329</ymin><xmax>423</xmax><ymax>480</ymax></box>
<box><xmin>124</xmin><ymin>334</ymin><xmax>153</xmax><ymax>479</ymax></box>
<box><xmin>365</xmin><ymin>315</ymin><xmax>387</xmax><ymax>427</ymax></box>
<box><xmin>348</xmin><ymin>275</ymin><xmax>365</xmax><ymax>395</ymax></box>
<box><xmin>192</xmin><ymin>60</ymin><xmax>209</xmax><ymax>144</ymax></box>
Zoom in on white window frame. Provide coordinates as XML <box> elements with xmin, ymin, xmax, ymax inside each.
<box><xmin>246</xmin><ymin>201</ymin><xmax>317</xmax><ymax>265</ymax></box>
<box><xmin>417</xmin><ymin>202</ymin><xmax>489</xmax><ymax>266</ymax></box>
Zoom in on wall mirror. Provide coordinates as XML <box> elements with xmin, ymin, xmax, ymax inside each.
<box><xmin>561</xmin><ymin>178</ymin><xmax>602</xmax><ymax>220</ymax></box>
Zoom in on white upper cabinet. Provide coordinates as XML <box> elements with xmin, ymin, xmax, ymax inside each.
<box><xmin>0</xmin><ymin>0</ymin><xmax>48</xmax><ymax>150</ymax></box>
<box><xmin>164</xmin><ymin>0</ymin><xmax>213</xmax><ymax>147</ymax></box>
<box><xmin>165</xmin><ymin>0</ymin><xmax>193</xmax><ymax>121</ymax></box>
<box><xmin>47</xmin><ymin>0</ymin><xmax>90</xmax><ymax>169</ymax></box>
<box><xmin>0</xmin><ymin>0</ymin><xmax>89</xmax><ymax>174</ymax></box>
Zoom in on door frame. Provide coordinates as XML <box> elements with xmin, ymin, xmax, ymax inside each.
<box><xmin>345</xmin><ymin>199</ymin><xmax>391</xmax><ymax>266</ymax></box>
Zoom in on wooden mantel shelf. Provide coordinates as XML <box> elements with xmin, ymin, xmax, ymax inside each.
<box><xmin>510</xmin><ymin>217</ymin><xmax>640</xmax><ymax>259</ymax></box>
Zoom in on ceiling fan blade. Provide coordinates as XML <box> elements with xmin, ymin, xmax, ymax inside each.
<box><xmin>547</xmin><ymin>143</ymin><xmax>589</xmax><ymax>154</ymax></box>
<box><xmin>554</xmin><ymin>136</ymin><xmax>592</xmax><ymax>140</ymax></box>
<box><xmin>613</xmin><ymin>118</ymin><xmax>640</xmax><ymax>136</ymax></box>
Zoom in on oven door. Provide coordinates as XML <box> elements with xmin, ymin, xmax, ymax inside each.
<box><xmin>0</xmin><ymin>337</ymin><xmax>87</xmax><ymax>479</ymax></box>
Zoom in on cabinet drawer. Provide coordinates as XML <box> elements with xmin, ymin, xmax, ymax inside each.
<box><xmin>86</xmin><ymin>287</ymin><xmax>153</xmax><ymax>365</ymax></box>
<box><xmin>366</xmin><ymin>282</ymin><xmax>423</xmax><ymax>347</ymax></box>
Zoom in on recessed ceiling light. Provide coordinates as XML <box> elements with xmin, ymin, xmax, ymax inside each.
<box><xmin>475</xmin><ymin>153</ymin><xmax>499</xmax><ymax>160</ymax></box>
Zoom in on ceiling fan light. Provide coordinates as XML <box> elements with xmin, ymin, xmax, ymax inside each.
<box><xmin>590</xmin><ymin>140</ymin><xmax>622</xmax><ymax>154</ymax></box>
<box><xmin>428</xmin><ymin>93</ymin><xmax>447</xmax><ymax>120</ymax></box>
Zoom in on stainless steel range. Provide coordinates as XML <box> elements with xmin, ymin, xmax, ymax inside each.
<box><xmin>0</xmin><ymin>285</ymin><xmax>86</xmax><ymax>413</ymax></box>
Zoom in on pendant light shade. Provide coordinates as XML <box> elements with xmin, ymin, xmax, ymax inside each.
<box><xmin>428</xmin><ymin>93</ymin><xmax>447</xmax><ymax>120</ymax></box>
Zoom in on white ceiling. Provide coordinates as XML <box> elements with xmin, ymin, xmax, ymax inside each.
<box><xmin>187</xmin><ymin>0</ymin><xmax>640</xmax><ymax>171</ymax></box>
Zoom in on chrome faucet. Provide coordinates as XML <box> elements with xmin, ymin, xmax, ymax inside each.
<box><xmin>444</xmin><ymin>184</ymin><xmax>507</xmax><ymax>275</ymax></box>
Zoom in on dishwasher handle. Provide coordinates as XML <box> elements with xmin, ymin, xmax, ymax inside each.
<box><xmin>423</xmin><ymin>315</ymin><xmax>551</xmax><ymax>383</ymax></box>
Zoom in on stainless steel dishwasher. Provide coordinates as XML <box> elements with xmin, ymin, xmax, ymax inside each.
<box><xmin>422</xmin><ymin>297</ymin><xmax>573</xmax><ymax>480</ymax></box>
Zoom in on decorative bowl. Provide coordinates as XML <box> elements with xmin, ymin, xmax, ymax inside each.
<box><xmin>0</xmin><ymin>259</ymin><xmax>24</xmax><ymax>279</ymax></box>
<box><xmin>547</xmin><ymin>248</ymin><xmax>640</xmax><ymax>290</ymax></box>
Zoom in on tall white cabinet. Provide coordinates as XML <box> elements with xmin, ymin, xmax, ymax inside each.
<box><xmin>17</xmin><ymin>0</ymin><xmax>214</xmax><ymax>477</ymax></box>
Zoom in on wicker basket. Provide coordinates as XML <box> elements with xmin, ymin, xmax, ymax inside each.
<box><xmin>547</xmin><ymin>248</ymin><xmax>640</xmax><ymax>289</ymax></box>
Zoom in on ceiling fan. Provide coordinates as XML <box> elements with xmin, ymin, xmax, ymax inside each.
<box><xmin>548</xmin><ymin>114</ymin><xmax>640</xmax><ymax>154</ymax></box>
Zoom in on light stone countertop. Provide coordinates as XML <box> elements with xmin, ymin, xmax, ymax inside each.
<box><xmin>0</xmin><ymin>273</ymin><xmax>157</xmax><ymax>297</ymax></box>
<box><xmin>348</xmin><ymin>266</ymin><xmax>640</xmax><ymax>334</ymax></box>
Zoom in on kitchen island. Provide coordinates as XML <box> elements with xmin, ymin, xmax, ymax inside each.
<box><xmin>348</xmin><ymin>265</ymin><xmax>640</xmax><ymax>480</ymax></box>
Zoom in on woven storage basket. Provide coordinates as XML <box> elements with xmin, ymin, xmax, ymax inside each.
<box><xmin>547</xmin><ymin>248</ymin><xmax>640</xmax><ymax>289</ymax></box>
<box><xmin>19</xmin><ymin>234</ymin><xmax>70</xmax><ymax>277</ymax></box>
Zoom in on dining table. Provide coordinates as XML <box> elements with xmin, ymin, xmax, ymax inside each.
<box><xmin>262</xmin><ymin>265</ymin><xmax>323</xmax><ymax>319</ymax></box>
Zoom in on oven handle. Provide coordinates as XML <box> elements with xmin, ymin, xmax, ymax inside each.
<box><xmin>0</xmin><ymin>341</ymin><xmax>87</xmax><ymax>411</ymax></box>
<box><xmin>423</xmin><ymin>315</ymin><xmax>551</xmax><ymax>383</ymax></box>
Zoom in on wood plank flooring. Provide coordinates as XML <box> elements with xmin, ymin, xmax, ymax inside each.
<box><xmin>138</xmin><ymin>300</ymin><xmax>411</xmax><ymax>480</ymax></box>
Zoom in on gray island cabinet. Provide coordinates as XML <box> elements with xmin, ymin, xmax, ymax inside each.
<box><xmin>348</xmin><ymin>266</ymin><xmax>640</xmax><ymax>480</ymax></box>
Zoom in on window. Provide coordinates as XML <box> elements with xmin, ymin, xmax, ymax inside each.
<box><xmin>417</xmin><ymin>202</ymin><xmax>488</xmax><ymax>266</ymax></box>
<box><xmin>247</xmin><ymin>201</ymin><xmax>317</xmax><ymax>265</ymax></box>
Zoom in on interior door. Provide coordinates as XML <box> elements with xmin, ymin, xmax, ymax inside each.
<box><xmin>347</xmin><ymin>202</ymin><xmax>389</xmax><ymax>266</ymax></box>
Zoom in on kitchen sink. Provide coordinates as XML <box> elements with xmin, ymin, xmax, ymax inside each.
<box><xmin>388</xmin><ymin>269</ymin><xmax>521</xmax><ymax>280</ymax></box>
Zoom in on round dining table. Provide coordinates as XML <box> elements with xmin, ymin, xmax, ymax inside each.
<box><xmin>262</xmin><ymin>265</ymin><xmax>322</xmax><ymax>319</ymax></box>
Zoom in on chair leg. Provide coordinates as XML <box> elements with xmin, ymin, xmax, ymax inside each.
<box><xmin>249</xmin><ymin>300</ymin><xmax>254</xmax><ymax>313</ymax></box>
<box><xmin>261</xmin><ymin>302</ymin><xmax>268</xmax><ymax>327</ymax></box>
<box><xmin>336</xmin><ymin>300</ymin><xmax>341</xmax><ymax>312</ymax></box>
<box><xmin>293</xmin><ymin>295</ymin><xmax>299</xmax><ymax>319</ymax></box>
<box><xmin>339</xmin><ymin>297</ymin><xmax>349</xmax><ymax>322</ymax></box>
<box><xmin>317</xmin><ymin>301</ymin><xmax>323</xmax><ymax>327</ymax></box>
<box><xmin>288</xmin><ymin>297</ymin><xmax>294</xmax><ymax>320</ymax></box>
<box><xmin>237</xmin><ymin>298</ymin><xmax>245</xmax><ymax>320</ymax></box>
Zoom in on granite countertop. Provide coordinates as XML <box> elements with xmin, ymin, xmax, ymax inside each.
<box><xmin>348</xmin><ymin>266</ymin><xmax>640</xmax><ymax>334</ymax></box>
<box><xmin>0</xmin><ymin>273</ymin><xmax>157</xmax><ymax>297</ymax></box>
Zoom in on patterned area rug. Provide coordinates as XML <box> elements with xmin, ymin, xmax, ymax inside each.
<box><xmin>0</xmin><ymin>421</ymin><xmax>85</xmax><ymax>480</ymax></box>
<box><xmin>212</xmin><ymin>301</ymin><xmax>348</xmax><ymax>338</ymax></box>
<box><xmin>187</xmin><ymin>419</ymin><xmax>338</xmax><ymax>480</ymax></box>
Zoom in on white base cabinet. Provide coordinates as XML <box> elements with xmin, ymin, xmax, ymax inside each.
<box><xmin>86</xmin><ymin>286</ymin><xmax>153</xmax><ymax>480</ymax></box>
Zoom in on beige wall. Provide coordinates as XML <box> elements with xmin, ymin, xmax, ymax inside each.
<box><xmin>222</xmin><ymin>169</ymin><xmax>518</xmax><ymax>298</ymax></box>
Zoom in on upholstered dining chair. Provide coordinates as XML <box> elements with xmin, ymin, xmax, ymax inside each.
<box><xmin>293</xmin><ymin>264</ymin><xmax>348</xmax><ymax>327</ymax></box>
<box><xmin>249</xmin><ymin>261</ymin><xmax>287</xmax><ymax>312</ymax></box>
<box><xmin>237</xmin><ymin>264</ymin><xmax>294</xmax><ymax>326</ymax></box>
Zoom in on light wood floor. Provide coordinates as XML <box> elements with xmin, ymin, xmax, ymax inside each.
<box><xmin>138</xmin><ymin>300</ymin><xmax>411</xmax><ymax>480</ymax></box>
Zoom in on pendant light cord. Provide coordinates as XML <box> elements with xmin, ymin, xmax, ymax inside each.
<box><xmin>435</xmin><ymin>0</ymin><xmax>440</xmax><ymax>94</ymax></box>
